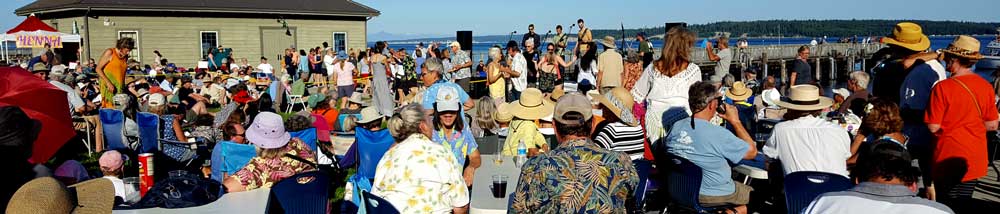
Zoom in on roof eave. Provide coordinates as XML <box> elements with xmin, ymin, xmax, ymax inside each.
<box><xmin>16</xmin><ymin>6</ymin><xmax>380</xmax><ymax>18</ymax></box>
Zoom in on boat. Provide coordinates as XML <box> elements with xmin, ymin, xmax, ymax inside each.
<box><xmin>976</xmin><ymin>28</ymin><xmax>1000</xmax><ymax>71</ymax></box>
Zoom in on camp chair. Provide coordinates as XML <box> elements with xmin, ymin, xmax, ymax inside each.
<box><xmin>290</xmin><ymin>127</ymin><xmax>319</xmax><ymax>152</ymax></box>
<box><xmin>284</xmin><ymin>81</ymin><xmax>307</xmax><ymax>113</ymax></box>
<box><xmin>659</xmin><ymin>154</ymin><xmax>737</xmax><ymax>213</ymax></box>
<box><xmin>783</xmin><ymin>171</ymin><xmax>853</xmax><ymax>214</ymax></box>
<box><xmin>355</xmin><ymin>128</ymin><xmax>394</xmax><ymax>180</ymax></box>
<box><xmin>360</xmin><ymin>190</ymin><xmax>399</xmax><ymax>214</ymax></box>
<box><xmin>136</xmin><ymin>112</ymin><xmax>160</xmax><ymax>154</ymax></box>
<box><xmin>71</xmin><ymin>116</ymin><xmax>93</xmax><ymax>153</ymax></box>
<box><xmin>99</xmin><ymin>109</ymin><xmax>128</xmax><ymax>151</ymax></box>
<box><xmin>268</xmin><ymin>171</ymin><xmax>331</xmax><ymax>214</ymax></box>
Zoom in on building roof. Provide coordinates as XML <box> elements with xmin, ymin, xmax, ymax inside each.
<box><xmin>15</xmin><ymin>0</ymin><xmax>380</xmax><ymax>17</ymax></box>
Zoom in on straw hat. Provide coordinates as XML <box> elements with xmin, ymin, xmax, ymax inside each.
<box><xmin>880</xmin><ymin>22</ymin><xmax>930</xmax><ymax>51</ymax></box>
<box><xmin>357</xmin><ymin>106</ymin><xmax>384</xmax><ymax>124</ymax></box>
<box><xmin>938</xmin><ymin>35</ymin><xmax>984</xmax><ymax>60</ymax></box>
<box><xmin>494</xmin><ymin>102</ymin><xmax>514</xmax><ymax>123</ymax></box>
<box><xmin>510</xmin><ymin>88</ymin><xmax>554</xmax><ymax>120</ymax></box>
<box><xmin>548</xmin><ymin>85</ymin><xmax>565</xmax><ymax>102</ymax></box>
<box><xmin>725</xmin><ymin>81</ymin><xmax>752</xmax><ymax>101</ymax></box>
<box><xmin>599</xmin><ymin>36</ymin><xmax>617</xmax><ymax>49</ymax></box>
<box><xmin>7</xmin><ymin>177</ymin><xmax>114</xmax><ymax>214</ymax></box>
<box><xmin>594</xmin><ymin>87</ymin><xmax>637</xmax><ymax>126</ymax></box>
<box><xmin>775</xmin><ymin>85</ymin><xmax>833</xmax><ymax>111</ymax></box>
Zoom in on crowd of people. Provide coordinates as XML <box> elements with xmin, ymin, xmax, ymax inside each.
<box><xmin>0</xmin><ymin>20</ymin><xmax>997</xmax><ymax>214</ymax></box>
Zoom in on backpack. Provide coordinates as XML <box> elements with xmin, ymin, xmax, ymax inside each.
<box><xmin>133</xmin><ymin>173</ymin><xmax>222</xmax><ymax>209</ymax></box>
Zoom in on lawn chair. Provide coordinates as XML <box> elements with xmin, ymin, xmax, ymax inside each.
<box><xmin>355</xmin><ymin>129</ymin><xmax>394</xmax><ymax>180</ymax></box>
<box><xmin>290</xmin><ymin>127</ymin><xmax>318</xmax><ymax>152</ymax></box>
<box><xmin>360</xmin><ymin>190</ymin><xmax>399</xmax><ymax>214</ymax></box>
<box><xmin>99</xmin><ymin>109</ymin><xmax>128</xmax><ymax>151</ymax></box>
<box><xmin>268</xmin><ymin>171</ymin><xmax>331</xmax><ymax>214</ymax></box>
<box><xmin>136</xmin><ymin>112</ymin><xmax>160</xmax><ymax>154</ymax></box>
<box><xmin>783</xmin><ymin>171</ymin><xmax>853</xmax><ymax>214</ymax></box>
<box><xmin>475</xmin><ymin>134</ymin><xmax>499</xmax><ymax>155</ymax></box>
<box><xmin>71</xmin><ymin>116</ymin><xmax>93</xmax><ymax>154</ymax></box>
<box><xmin>660</xmin><ymin>154</ymin><xmax>737</xmax><ymax>213</ymax></box>
<box><xmin>284</xmin><ymin>81</ymin><xmax>307</xmax><ymax>114</ymax></box>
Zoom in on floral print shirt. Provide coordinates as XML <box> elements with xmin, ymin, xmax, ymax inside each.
<box><xmin>372</xmin><ymin>134</ymin><xmax>469</xmax><ymax>214</ymax></box>
<box><xmin>231</xmin><ymin>139</ymin><xmax>316</xmax><ymax>190</ymax></box>
<box><xmin>510</xmin><ymin>138</ymin><xmax>638</xmax><ymax>213</ymax></box>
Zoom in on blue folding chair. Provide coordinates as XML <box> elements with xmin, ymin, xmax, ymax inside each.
<box><xmin>661</xmin><ymin>154</ymin><xmax>736</xmax><ymax>213</ymax></box>
<box><xmin>355</xmin><ymin>128</ymin><xmax>394</xmax><ymax>179</ymax></box>
<box><xmin>136</xmin><ymin>112</ymin><xmax>160</xmax><ymax>154</ymax></box>
<box><xmin>361</xmin><ymin>190</ymin><xmax>399</xmax><ymax>214</ymax></box>
<box><xmin>269</xmin><ymin>171</ymin><xmax>331</xmax><ymax>214</ymax></box>
<box><xmin>99</xmin><ymin>109</ymin><xmax>127</xmax><ymax>150</ymax></box>
<box><xmin>290</xmin><ymin>127</ymin><xmax>318</xmax><ymax>151</ymax></box>
<box><xmin>783</xmin><ymin>171</ymin><xmax>853</xmax><ymax>214</ymax></box>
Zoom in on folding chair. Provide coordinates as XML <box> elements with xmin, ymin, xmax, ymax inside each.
<box><xmin>136</xmin><ymin>112</ymin><xmax>160</xmax><ymax>154</ymax></box>
<box><xmin>660</xmin><ymin>154</ymin><xmax>737</xmax><ymax>213</ymax></box>
<box><xmin>783</xmin><ymin>171</ymin><xmax>853</xmax><ymax>214</ymax></box>
<box><xmin>268</xmin><ymin>171</ymin><xmax>331</xmax><ymax>214</ymax></box>
<box><xmin>360</xmin><ymin>190</ymin><xmax>399</xmax><ymax>214</ymax></box>
<box><xmin>71</xmin><ymin>116</ymin><xmax>93</xmax><ymax>154</ymax></box>
<box><xmin>99</xmin><ymin>109</ymin><xmax>128</xmax><ymax>151</ymax></box>
<box><xmin>284</xmin><ymin>81</ymin><xmax>307</xmax><ymax>113</ymax></box>
<box><xmin>290</xmin><ymin>127</ymin><xmax>319</xmax><ymax>152</ymax></box>
<box><xmin>355</xmin><ymin>129</ymin><xmax>394</xmax><ymax>180</ymax></box>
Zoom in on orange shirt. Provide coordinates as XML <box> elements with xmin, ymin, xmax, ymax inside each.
<box><xmin>313</xmin><ymin>108</ymin><xmax>339</xmax><ymax>131</ymax></box>
<box><xmin>925</xmin><ymin>75</ymin><xmax>999</xmax><ymax>182</ymax></box>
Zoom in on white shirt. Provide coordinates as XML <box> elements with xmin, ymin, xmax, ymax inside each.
<box><xmin>630</xmin><ymin>63</ymin><xmax>702</xmax><ymax>113</ymax></box>
<box><xmin>805</xmin><ymin>182</ymin><xmax>954</xmax><ymax>214</ymax></box>
<box><xmin>577</xmin><ymin>61</ymin><xmax>597</xmax><ymax>85</ymax></box>
<box><xmin>50</xmin><ymin>80</ymin><xmax>85</xmax><ymax>115</ymax></box>
<box><xmin>257</xmin><ymin>63</ymin><xmax>274</xmax><ymax>74</ymax></box>
<box><xmin>510</xmin><ymin>53</ymin><xmax>528</xmax><ymax>92</ymax></box>
<box><xmin>323</xmin><ymin>55</ymin><xmax>337</xmax><ymax>76</ymax></box>
<box><xmin>763</xmin><ymin>115</ymin><xmax>851</xmax><ymax>177</ymax></box>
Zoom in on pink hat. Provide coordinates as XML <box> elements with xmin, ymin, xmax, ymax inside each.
<box><xmin>246</xmin><ymin>112</ymin><xmax>291</xmax><ymax>149</ymax></box>
<box><xmin>99</xmin><ymin>150</ymin><xmax>124</xmax><ymax>171</ymax></box>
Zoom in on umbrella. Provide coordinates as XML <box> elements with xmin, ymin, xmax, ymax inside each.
<box><xmin>0</xmin><ymin>67</ymin><xmax>74</xmax><ymax>164</ymax></box>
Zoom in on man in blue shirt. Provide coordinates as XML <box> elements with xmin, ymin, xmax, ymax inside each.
<box><xmin>666</xmin><ymin>81</ymin><xmax>758</xmax><ymax>213</ymax></box>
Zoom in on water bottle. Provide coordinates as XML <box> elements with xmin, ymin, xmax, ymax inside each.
<box><xmin>515</xmin><ymin>140</ymin><xmax>527</xmax><ymax>167</ymax></box>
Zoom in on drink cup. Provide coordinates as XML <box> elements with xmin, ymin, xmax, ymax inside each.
<box><xmin>490</xmin><ymin>175</ymin><xmax>508</xmax><ymax>198</ymax></box>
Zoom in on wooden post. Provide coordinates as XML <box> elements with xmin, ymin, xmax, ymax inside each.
<box><xmin>762</xmin><ymin>52</ymin><xmax>769</xmax><ymax>78</ymax></box>
<box><xmin>780</xmin><ymin>59</ymin><xmax>787</xmax><ymax>85</ymax></box>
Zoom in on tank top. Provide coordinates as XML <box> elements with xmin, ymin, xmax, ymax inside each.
<box><xmin>488</xmin><ymin>64</ymin><xmax>506</xmax><ymax>100</ymax></box>
<box><xmin>299</xmin><ymin>55</ymin><xmax>309</xmax><ymax>72</ymax></box>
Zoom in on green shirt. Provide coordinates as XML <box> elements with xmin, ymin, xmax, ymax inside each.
<box><xmin>639</xmin><ymin>41</ymin><xmax>652</xmax><ymax>54</ymax></box>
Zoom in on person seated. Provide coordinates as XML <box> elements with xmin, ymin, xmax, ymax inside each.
<box><xmin>190</xmin><ymin>114</ymin><xmax>220</xmax><ymax>143</ymax></box>
<box><xmin>755</xmin><ymin>76</ymin><xmax>784</xmax><ymax>120</ymax></box>
<box><xmin>593</xmin><ymin>87</ymin><xmax>646</xmax><ymax>160</ymax></box>
<box><xmin>724</xmin><ymin>82</ymin><xmax>757</xmax><ymax>136</ymax></box>
<box><xmin>99</xmin><ymin>150</ymin><xmax>138</xmax><ymax>203</ymax></box>
<box><xmin>311</xmin><ymin>97</ymin><xmax>339</xmax><ymax>131</ymax></box>
<box><xmin>147</xmin><ymin>93</ymin><xmax>187</xmax><ymax>142</ymax></box>
<box><xmin>198</xmin><ymin>76</ymin><xmax>226</xmax><ymax>108</ymax></box>
<box><xmin>494</xmin><ymin>102</ymin><xmax>513</xmax><ymax>137</ymax></box>
<box><xmin>338</xmin><ymin>106</ymin><xmax>392</xmax><ymax>177</ymax></box>
<box><xmin>177</xmin><ymin>77</ymin><xmax>210</xmax><ymax>115</ymax></box>
<box><xmin>848</xmin><ymin>98</ymin><xmax>907</xmax><ymax>165</ymax></box>
<box><xmin>431</xmin><ymin>87</ymin><xmax>482</xmax><ymax>187</ymax></box>
<box><xmin>340</xmin><ymin>92</ymin><xmax>365</xmax><ymax>115</ymax></box>
<box><xmin>502</xmin><ymin>88</ymin><xmax>551</xmax><ymax>157</ymax></box>
<box><xmin>804</xmin><ymin>140</ymin><xmax>953</xmax><ymax>214</ymax></box>
<box><xmin>764</xmin><ymin>85</ymin><xmax>851</xmax><ymax>177</ymax></box>
<box><xmin>223</xmin><ymin>112</ymin><xmax>316</xmax><ymax>192</ymax></box>
<box><xmin>665</xmin><ymin>82</ymin><xmax>758</xmax><ymax>214</ymax></box>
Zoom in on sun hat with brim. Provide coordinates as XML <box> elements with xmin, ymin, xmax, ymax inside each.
<box><xmin>762</xmin><ymin>88</ymin><xmax>781</xmax><ymax>107</ymax></box>
<box><xmin>30</xmin><ymin>63</ymin><xmax>50</xmax><ymax>72</ymax></box>
<box><xmin>494</xmin><ymin>103</ymin><xmax>514</xmax><ymax>123</ymax></box>
<box><xmin>725</xmin><ymin>81</ymin><xmax>753</xmax><ymax>101</ymax></box>
<box><xmin>348</xmin><ymin>92</ymin><xmax>367</xmax><ymax>105</ymax></box>
<box><xmin>246</xmin><ymin>112</ymin><xmax>291</xmax><ymax>149</ymax></box>
<box><xmin>435</xmin><ymin>86</ymin><xmax>461</xmax><ymax>112</ymax></box>
<box><xmin>594</xmin><ymin>87</ymin><xmax>637</xmax><ymax>126</ymax></box>
<box><xmin>599</xmin><ymin>36</ymin><xmax>617</xmax><ymax>49</ymax></box>
<box><xmin>548</xmin><ymin>86</ymin><xmax>565</xmax><ymax>102</ymax></box>
<box><xmin>7</xmin><ymin>177</ymin><xmax>114</xmax><ymax>214</ymax></box>
<box><xmin>880</xmin><ymin>22</ymin><xmax>930</xmax><ymax>52</ymax></box>
<box><xmin>554</xmin><ymin>93</ymin><xmax>594</xmax><ymax>126</ymax></box>
<box><xmin>510</xmin><ymin>88</ymin><xmax>554</xmax><ymax>120</ymax></box>
<box><xmin>357</xmin><ymin>106</ymin><xmax>384</xmax><ymax>124</ymax></box>
<box><xmin>775</xmin><ymin>85</ymin><xmax>833</xmax><ymax>111</ymax></box>
<box><xmin>938</xmin><ymin>35</ymin><xmax>985</xmax><ymax>60</ymax></box>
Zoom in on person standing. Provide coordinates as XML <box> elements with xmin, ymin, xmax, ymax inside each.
<box><xmin>522</xmin><ymin>24</ymin><xmax>541</xmax><ymax>54</ymax></box>
<box><xmin>333</xmin><ymin>52</ymin><xmax>357</xmax><ymax>109</ymax></box>
<box><xmin>369</xmin><ymin>43</ymin><xmax>395</xmax><ymax>116</ymax></box>
<box><xmin>597</xmin><ymin>36</ymin><xmax>624</xmax><ymax>93</ymax></box>
<box><xmin>96</xmin><ymin>37</ymin><xmax>134</xmax><ymax>108</ymax></box>
<box><xmin>431</xmin><ymin>87</ymin><xmax>481</xmax><ymax>187</ymax></box>
<box><xmin>553</xmin><ymin>25</ymin><xmax>569</xmax><ymax>60</ymax></box>
<box><xmin>448</xmin><ymin>42</ymin><xmax>473</xmax><ymax>93</ymax></box>
<box><xmin>486</xmin><ymin>46</ymin><xmax>507</xmax><ymax>102</ymax></box>
<box><xmin>706</xmin><ymin>35</ymin><xmax>734</xmax><ymax>85</ymax></box>
<box><xmin>925</xmin><ymin>35</ymin><xmax>998</xmax><ymax>208</ymax></box>
<box><xmin>501</xmin><ymin>41</ymin><xmax>527</xmax><ymax>101</ymax></box>
<box><xmin>789</xmin><ymin>45</ymin><xmax>813</xmax><ymax>87</ymax></box>
<box><xmin>637</xmin><ymin>32</ymin><xmax>654</xmax><ymax>68</ymax></box>
<box><xmin>872</xmin><ymin>22</ymin><xmax>933</xmax><ymax>104</ymax></box>
<box><xmin>631</xmin><ymin>27</ymin><xmax>702</xmax><ymax>145</ymax></box>
<box><xmin>575</xmin><ymin>19</ymin><xmax>594</xmax><ymax>56</ymax></box>
<box><xmin>523</xmin><ymin>38</ymin><xmax>539</xmax><ymax>87</ymax></box>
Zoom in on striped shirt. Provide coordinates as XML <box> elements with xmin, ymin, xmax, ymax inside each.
<box><xmin>594</xmin><ymin>122</ymin><xmax>646</xmax><ymax>160</ymax></box>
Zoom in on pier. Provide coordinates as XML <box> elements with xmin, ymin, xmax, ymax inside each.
<box><xmin>690</xmin><ymin>43</ymin><xmax>886</xmax><ymax>83</ymax></box>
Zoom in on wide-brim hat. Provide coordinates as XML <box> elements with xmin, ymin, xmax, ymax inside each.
<box><xmin>599</xmin><ymin>36</ymin><xmax>617</xmax><ymax>49</ymax></box>
<box><xmin>938</xmin><ymin>35</ymin><xmax>984</xmax><ymax>60</ymax></box>
<box><xmin>494</xmin><ymin>103</ymin><xmax>514</xmax><ymax>123</ymax></box>
<box><xmin>348</xmin><ymin>92</ymin><xmax>367</xmax><ymax>105</ymax></box>
<box><xmin>594</xmin><ymin>87</ymin><xmax>637</xmax><ymax>126</ymax></box>
<box><xmin>775</xmin><ymin>85</ymin><xmax>833</xmax><ymax>111</ymax></box>
<box><xmin>880</xmin><ymin>22</ymin><xmax>930</xmax><ymax>52</ymax></box>
<box><xmin>357</xmin><ymin>106</ymin><xmax>384</xmax><ymax>124</ymax></box>
<box><xmin>548</xmin><ymin>85</ymin><xmax>565</xmax><ymax>102</ymax></box>
<box><xmin>510</xmin><ymin>88</ymin><xmax>554</xmax><ymax>120</ymax></box>
<box><xmin>246</xmin><ymin>112</ymin><xmax>291</xmax><ymax>149</ymax></box>
<box><xmin>725</xmin><ymin>81</ymin><xmax>752</xmax><ymax>101</ymax></box>
<box><xmin>7</xmin><ymin>177</ymin><xmax>114</xmax><ymax>214</ymax></box>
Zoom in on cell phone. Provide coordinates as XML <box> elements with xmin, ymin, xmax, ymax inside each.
<box><xmin>716</xmin><ymin>97</ymin><xmax>727</xmax><ymax>114</ymax></box>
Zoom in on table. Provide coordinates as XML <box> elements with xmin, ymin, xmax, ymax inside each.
<box><xmin>470</xmin><ymin>155</ymin><xmax>521</xmax><ymax>214</ymax></box>
<box><xmin>734</xmin><ymin>165</ymin><xmax>769</xmax><ymax>184</ymax></box>
<box><xmin>112</xmin><ymin>188</ymin><xmax>271</xmax><ymax>214</ymax></box>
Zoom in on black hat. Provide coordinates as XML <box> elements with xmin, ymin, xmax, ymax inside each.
<box><xmin>506</xmin><ymin>40</ymin><xmax>519</xmax><ymax>50</ymax></box>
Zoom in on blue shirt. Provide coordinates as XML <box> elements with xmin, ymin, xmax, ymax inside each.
<box><xmin>422</xmin><ymin>82</ymin><xmax>470</xmax><ymax>114</ymax></box>
<box><xmin>431</xmin><ymin>128</ymin><xmax>478</xmax><ymax>166</ymax></box>
<box><xmin>414</xmin><ymin>56</ymin><xmax>425</xmax><ymax>75</ymax></box>
<box><xmin>210</xmin><ymin>141</ymin><xmax>257</xmax><ymax>183</ymax></box>
<box><xmin>666</xmin><ymin>118</ymin><xmax>750</xmax><ymax>196</ymax></box>
<box><xmin>899</xmin><ymin>60</ymin><xmax>944</xmax><ymax>111</ymax></box>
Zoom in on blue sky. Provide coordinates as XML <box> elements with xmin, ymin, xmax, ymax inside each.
<box><xmin>3</xmin><ymin>0</ymin><xmax>998</xmax><ymax>38</ymax></box>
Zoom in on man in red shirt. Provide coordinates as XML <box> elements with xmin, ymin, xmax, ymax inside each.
<box><xmin>925</xmin><ymin>35</ymin><xmax>998</xmax><ymax>208</ymax></box>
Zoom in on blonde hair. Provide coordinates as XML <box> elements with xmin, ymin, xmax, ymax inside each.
<box><xmin>256</xmin><ymin>139</ymin><xmax>296</xmax><ymax>159</ymax></box>
<box><xmin>388</xmin><ymin>104</ymin><xmax>426</xmax><ymax>141</ymax></box>
<box><xmin>655</xmin><ymin>27</ymin><xmax>696</xmax><ymax>76</ymax></box>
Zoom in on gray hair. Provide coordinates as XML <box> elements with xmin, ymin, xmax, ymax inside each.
<box><xmin>424</xmin><ymin>57</ymin><xmax>444</xmax><ymax>77</ymax></box>
<box><xmin>849</xmin><ymin>71</ymin><xmax>869</xmax><ymax>89</ymax></box>
<box><xmin>489</xmin><ymin>47</ymin><xmax>502</xmax><ymax>61</ymax></box>
<box><xmin>388</xmin><ymin>104</ymin><xmax>426</xmax><ymax>141</ymax></box>
<box><xmin>688</xmin><ymin>81</ymin><xmax>718</xmax><ymax>113</ymax></box>
<box><xmin>722</xmin><ymin>74</ymin><xmax>735</xmax><ymax>88</ymax></box>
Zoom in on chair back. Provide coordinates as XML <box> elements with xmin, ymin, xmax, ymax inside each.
<box><xmin>475</xmin><ymin>134</ymin><xmax>499</xmax><ymax>155</ymax></box>
<box><xmin>662</xmin><ymin>154</ymin><xmax>704</xmax><ymax>211</ymax></box>
<box><xmin>269</xmin><ymin>171</ymin><xmax>331</xmax><ymax>214</ymax></box>
<box><xmin>99</xmin><ymin>109</ymin><xmax>127</xmax><ymax>150</ymax></box>
<box><xmin>361</xmin><ymin>190</ymin><xmax>399</xmax><ymax>214</ymax></box>
<box><xmin>355</xmin><ymin>128</ymin><xmax>394</xmax><ymax>179</ymax></box>
<box><xmin>336</xmin><ymin>113</ymin><xmax>362</xmax><ymax>132</ymax></box>
<box><xmin>784</xmin><ymin>171</ymin><xmax>853</xmax><ymax>214</ymax></box>
<box><xmin>290</xmin><ymin>127</ymin><xmax>318</xmax><ymax>151</ymax></box>
<box><xmin>136</xmin><ymin>112</ymin><xmax>160</xmax><ymax>154</ymax></box>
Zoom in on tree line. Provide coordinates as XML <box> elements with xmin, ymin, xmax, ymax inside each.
<box><xmin>592</xmin><ymin>20</ymin><xmax>1000</xmax><ymax>39</ymax></box>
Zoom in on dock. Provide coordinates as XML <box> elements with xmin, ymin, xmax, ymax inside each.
<box><xmin>689</xmin><ymin>43</ymin><xmax>885</xmax><ymax>83</ymax></box>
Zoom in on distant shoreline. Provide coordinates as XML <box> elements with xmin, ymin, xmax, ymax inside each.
<box><xmin>378</xmin><ymin>34</ymin><xmax>996</xmax><ymax>44</ymax></box>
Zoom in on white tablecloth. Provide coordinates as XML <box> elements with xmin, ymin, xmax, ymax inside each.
<box><xmin>112</xmin><ymin>188</ymin><xmax>271</xmax><ymax>214</ymax></box>
<box><xmin>470</xmin><ymin>155</ymin><xmax>521</xmax><ymax>214</ymax></box>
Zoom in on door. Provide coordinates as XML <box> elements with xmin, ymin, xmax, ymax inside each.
<box><xmin>260</xmin><ymin>27</ymin><xmax>296</xmax><ymax>73</ymax></box>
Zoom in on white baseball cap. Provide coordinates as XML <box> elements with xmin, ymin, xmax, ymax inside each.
<box><xmin>148</xmin><ymin>93</ymin><xmax>166</xmax><ymax>107</ymax></box>
<box><xmin>435</xmin><ymin>87</ymin><xmax>461</xmax><ymax>112</ymax></box>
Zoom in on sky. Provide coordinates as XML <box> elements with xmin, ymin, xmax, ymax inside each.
<box><xmin>3</xmin><ymin>0</ymin><xmax>998</xmax><ymax>39</ymax></box>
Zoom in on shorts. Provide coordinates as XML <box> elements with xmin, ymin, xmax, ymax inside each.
<box><xmin>698</xmin><ymin>182</ymin><xmax>752</xmax><ymax>206</ymax></box>
<box><xmin>337</xmin><ymin>85</ymin><xmax>355</xmax><ymax>99</ymax></box>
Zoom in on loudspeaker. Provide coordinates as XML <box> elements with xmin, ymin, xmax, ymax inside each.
<box><xmin>456</xmin><ymin>31</ymin><xmax>473</xmax><ymax>51</ymax></box>
<box><xmin>665</xmin><ymin>22</ymin><xmax>687</xmax><ymax>33</ymax></box>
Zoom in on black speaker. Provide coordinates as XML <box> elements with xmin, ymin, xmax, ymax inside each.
<box><xmin>665</xmin><ymin>22</ymin><xmax>687</xmax><ymax>33</ymax></box>
<box><xmin>456</xmin><ymin>31</ymin><xmax>473</xmax><ymax>51</ymax></box>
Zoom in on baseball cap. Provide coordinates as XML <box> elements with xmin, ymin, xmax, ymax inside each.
<box><xmin>246</xmin><ymin>112</ymin><xmax>291</xmax><ymax>149</ymax></box>
<box><xmin>148</xmin><ymin>93</ymin><xmax>166</xmax><ymax>107</ymax></box>
<box><xmin>553</xmin><ymin>93</ymin><xmax>593</xmax><ymax>125</ymax></box>
<box><xmin>435</xmin><ymin>87</ymin><xmax>461</xmax><ymax>112</ymax></box>
<box><xmin>98</xmin><ymin>150</ymin><xmax>124</xmax><ymax>171</ymax></box>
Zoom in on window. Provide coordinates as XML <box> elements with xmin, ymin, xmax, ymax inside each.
<box><xmin>200</xmin><ymin>31</ymin><xmax>219</xmax><ymax>59</ymax></box>
<box><xmin>333</xmin><ymin>32</ymin><xmax>347</xmax><ymax>53</ymax></box>
<box><xmin>118</xmin><ymin>31</ymin><xmax>139</xmax><ymax>62</ymax></box>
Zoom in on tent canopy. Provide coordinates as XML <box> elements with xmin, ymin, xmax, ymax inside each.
<box><xmin>6</xmin><ymin>15</ymin><xmax>56</xmax><ymax>34</ymax></box>
<box><xmin>2</xmin><ymin>14</ymin><xmax>80</xmax><ymax>46</ymax></box>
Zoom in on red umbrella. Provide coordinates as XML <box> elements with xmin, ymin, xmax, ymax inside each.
<box><xmin>0</xmin><ymin>67</ymin><xmax>74</xmax><ymax>164</ymax></box>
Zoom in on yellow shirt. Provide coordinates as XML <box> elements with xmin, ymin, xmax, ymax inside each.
<box><xmin>502</xmin><ymin>120</ymin><xmax>546</xmax><ymax>156</ymax></box>
<box><xmin>488</xmin><ymin>64</ymin><xmax>506</xmax><ymax>101</ymax></box>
